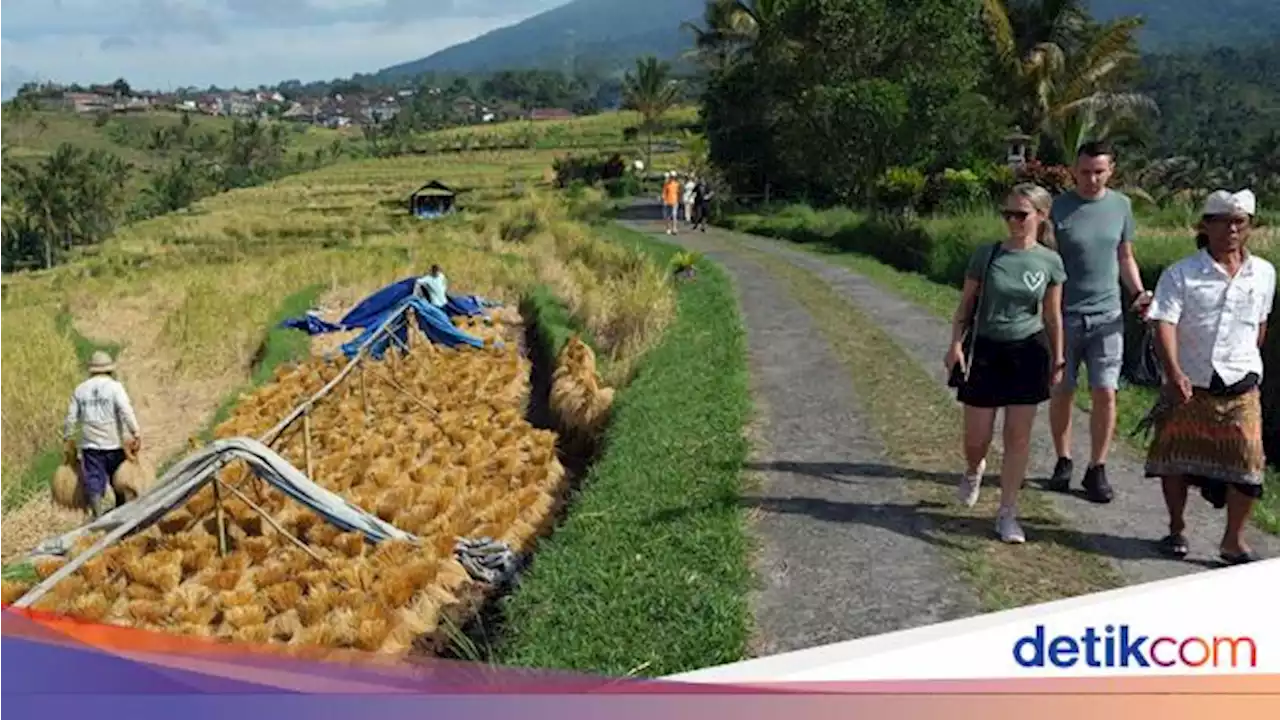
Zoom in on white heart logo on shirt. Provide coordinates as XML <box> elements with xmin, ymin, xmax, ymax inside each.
<box><xmin>1023</xmin><ymin>271</ymin><xmax>1046</xmax><ymax>292</ymax></box>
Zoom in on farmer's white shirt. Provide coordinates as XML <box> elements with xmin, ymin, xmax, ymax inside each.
<box><xmin>415</xmin><ymin>273</ymin><xmax>448</xmax><ymax>308</ymax></box>
<box><xmin>1147</xmin><ymin>249</ymin><xmax>1276</xmax><ymax>388</ymax></box>
<box><xmin>63</xmin><ymin>375</ymin><xmax>141</xmax><ymax>450</ymax></box>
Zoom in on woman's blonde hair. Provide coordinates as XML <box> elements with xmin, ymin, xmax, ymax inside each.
<box><xmin>1006</xmin><ymin>182</ymin><xmax>1057</xmax><ymax>250</ymax></box>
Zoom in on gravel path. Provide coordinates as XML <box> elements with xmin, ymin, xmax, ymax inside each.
<box><xmin>621</xmin><ymin>213</ymin><xmax>981</xmax><ymax>658</ymax></box>
<box><xmin>663</xmin><ymin>217</ymin><xmax>1280</xmax><ymax>584</ymax></box>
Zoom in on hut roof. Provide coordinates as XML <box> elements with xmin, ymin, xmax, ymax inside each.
<box><xmin>410</xmin><ymin>180</ymin><xmax>456</xmax><ymax>198</ymax></box>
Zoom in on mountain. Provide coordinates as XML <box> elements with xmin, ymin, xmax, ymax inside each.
<box><xmin>375</xmin><ymin>0</ymin><xmax>1280</xmax><ymax>79</ymax></box>
<box><xmin>375</xmin><ymin>0</ymin><xmax>702</xmax><ymax>80</ymax></box>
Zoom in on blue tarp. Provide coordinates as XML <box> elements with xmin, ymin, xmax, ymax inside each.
<box><xmin>279</xmin><ymin>276</ymin><xmax>504</xmax><ymax>358</ymax></box>
<box><xmin>339</xmin><ymin>296</ymin><xmax>487</xmax><ymax>359</ymax></box>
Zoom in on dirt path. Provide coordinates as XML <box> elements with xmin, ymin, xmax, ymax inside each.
<box><xmin>1</xmin><ymin>292</ymin><xmax>243</xmax><ymax>564</ymax></box>
<box><xmin>650</xmin><ymin>214</ymin><xmax>1279</xmax><ymax>585</ymax></box>
<box><xmin>622</xmin><ymin>214</ymin><xmax>981</xmax><ymax>657</ymax></box>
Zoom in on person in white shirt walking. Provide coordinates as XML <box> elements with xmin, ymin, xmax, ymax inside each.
<box><xmin>683</xmin><ymin>176</ymin><xmax>697</xmax><ymax>227</ymax></box>
<box><xmin>1143</xmin><ymin>189</ymin><xmax>1275</xmax><ymax>565</ymax></box>
<box><xmin>63</xmin><ymin>351</ymin><xmax>142</xmax><ymax>518</ymax></box>
<box><xmin>415</xmin><ymin>264</ymin><xmax>448</xmax><ymax>309</ymax></box>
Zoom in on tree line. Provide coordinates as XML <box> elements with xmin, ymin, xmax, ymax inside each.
<box><xmin>0</xmin><ymin>114</ymin><xmax>348</xmax><ymax>272</ymax></box>
<box><xmin>679</xmin><ymin>0</ymin><xmax>1278</xmax><ymax>209</ymax></box>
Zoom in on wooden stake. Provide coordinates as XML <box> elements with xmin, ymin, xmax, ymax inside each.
<box><xmin>303</xmin><ymin>411</ymin><xmax>315</xmax><ymax>482</ymax></box>
<box><xmin>360</xmin><ymin>359</ymin><xmax>370</xmax><ymax>419</ymax></box>
<box><xmin>212</xmin><ymin>477</ymin><xmax>228</xmax><ymax>557</ymax></box>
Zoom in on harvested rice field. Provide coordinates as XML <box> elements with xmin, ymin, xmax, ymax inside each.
<box><xmin>0</xmin><ymin>111</ymin><xmax>704</xmax><ymax>666</ymax></box>
<box><xmin>1</xmin><ymin>313</ymin><xmax>587</xmax><ymax>655</ymax></box>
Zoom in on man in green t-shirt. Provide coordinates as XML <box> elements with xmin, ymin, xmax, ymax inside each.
<box><xmin>1047</xmin><ymin>141</ymin><xmax>1153</xmax><ymax>503</ymax></box>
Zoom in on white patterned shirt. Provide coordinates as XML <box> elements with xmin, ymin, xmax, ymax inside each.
<box><xmin>63</xmin><ymin>375</ymin><xmax>141</xmax><ymax>450</ymax></box>
<box><xmin>1146</xmin><ymin>249</ymin><xmax>1276</xmax><ymax>388</ymax></box>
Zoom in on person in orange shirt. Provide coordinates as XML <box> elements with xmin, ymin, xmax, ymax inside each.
<box><xmin>661</xmin><ymin>172</ymin><xmax>681</xmax><ymax>235</ymax></box>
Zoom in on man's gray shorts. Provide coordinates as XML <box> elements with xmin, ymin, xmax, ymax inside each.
<box><xmin>1058</xmin><ymin>310</ymin><xmax>1124</xmax><ymax>392</ymax></box>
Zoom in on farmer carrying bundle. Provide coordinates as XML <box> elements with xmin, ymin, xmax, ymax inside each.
<box><xmin>60</xmin><ymin>350</ymin><xmax>144</xmax><ymax>518</ymax></box>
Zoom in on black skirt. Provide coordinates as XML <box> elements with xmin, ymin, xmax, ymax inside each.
<box><xmin>957</xmin><ymin>331</ymin><xmax>1052</xmax><ymax>408</ymax></box>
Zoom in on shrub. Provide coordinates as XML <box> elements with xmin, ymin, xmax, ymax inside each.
<box><xmin>1016</xmin><ymin>159</ymin><xmax>1074</xmax><ymax>195</ymax></box>
<box><xmin>923</xmin><ymin>168</ymin><xmax>989</xmax><ymax>214</ymax></box>
<box><xmin>872</xmin><ymin>167</ymin><xmax>927</xmax><ymax>213</ymax></box>
<box><xmin>552</xmin><ymin>152</ymin><xmax>627</xmax><ymax>188</ymax></box>
<box><xmin>603</xmin><ymin>174</ymin><xmax>642</xmax><ymax>199</ymax></box>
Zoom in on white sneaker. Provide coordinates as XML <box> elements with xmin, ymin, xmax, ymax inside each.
<box><xmin>996</xmin><ymin>505</ymin><xmax>1026</xmax><ymax>544</ymax></box>
<box><xmin>956</xmin><ymin>458</ymin><xmax>986</xmax><ymax>508</ymax></box>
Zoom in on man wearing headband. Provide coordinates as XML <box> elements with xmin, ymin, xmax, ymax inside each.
<box><xmin>1143</xmin><ymin>189</ymin><xmax>1275</xmax><ymax>565</ymax></box>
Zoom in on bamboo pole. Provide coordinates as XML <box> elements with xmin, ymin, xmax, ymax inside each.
<box><xmin>303</xmin><ymin>411</ymin><xmax>315</xmax><ymax>482</ymax></box>
<box><xmin>220</xmin><ymin>480</ymin><xmax>326</xmax><ymax>566</ymax></box>
<box><xmin>212</xmin><ymin>477</ymin><xmax>228</xmax><ymax>557</ymax></box>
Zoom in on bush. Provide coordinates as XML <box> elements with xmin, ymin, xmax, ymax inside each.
<box><xmin>1016</xmin><ymin>159</ymin><xmax>1074</xmax><ymax>195</ymax></box>
<box><xmin>872</xmin><ymin>167</ymin><xmax>927</xmax><ymax>213</ymax></box>
<box><xmin>603</xmin><ymin>174</ymin><xmax>643</xmax><ymax>198</ymax></box>
<box><xmin>922</xmin><ymin>168</ymin><xmax>989</xmax><ymax>214</ymax></box>
<box><xmin>552</xmin><ymin>152</ymin><xmax>628</xmax><ymax>188</ymax></box>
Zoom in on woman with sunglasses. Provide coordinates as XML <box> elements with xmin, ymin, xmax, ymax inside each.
<box><xmin>1143</xmin><ymin>189</ymin><xmax>1275</xmax><ymax>565</ymax></box>
<box><xmin>945</xmin><ymin>183</ymin><xmax>1067</xmax><ymax>543</ymax></box>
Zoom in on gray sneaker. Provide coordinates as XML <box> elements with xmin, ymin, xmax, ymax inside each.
<box><xmin>956</xmin><ymin>459</ymin><xmax>986</xmax><ymax>508</ymax></box>
<box><xmin>996</xmin><ymin>505</ymin><xmax>1026</xmax><ymax>544</ymax></box>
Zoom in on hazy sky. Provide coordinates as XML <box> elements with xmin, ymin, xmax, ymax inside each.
<box><xmin>1</xmin><ymin>0</ymin><xmax>569</xmax><ymax>98</ymax></box>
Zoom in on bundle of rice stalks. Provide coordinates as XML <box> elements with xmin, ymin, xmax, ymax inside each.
<box><xmin>549</xmin><ymin>336</ymin><xmax>616</xmax><ymax>442</ymax></box>
<box><xmin>51</xmin><ymin>444</ymin><xmax>84</xmax><ymax>510</ymax></box>
<box><xmin>112</xmin><ymin>447</ymin><xmax>156</xmax><ymax>503</ymax></box>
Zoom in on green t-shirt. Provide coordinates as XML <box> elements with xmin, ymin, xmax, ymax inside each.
<box><xmin>966</xmin><ymin>242</ymin><xmax>1067</xmax><ymax>342</ymax></box>
<box><xmin>1050</xmin><ymin>189</ymin><xmax>1136</xmax><ymax>316</ymax></box>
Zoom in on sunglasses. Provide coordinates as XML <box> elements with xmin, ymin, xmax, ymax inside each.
<box><xmin>1001</xmin><ymin>210</ymin><xmax>1031</xmax><ymax>221</ymax></box>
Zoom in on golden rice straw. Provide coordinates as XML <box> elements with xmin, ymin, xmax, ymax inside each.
<box><xmin>370</xmin><ymin>368</ymin><xmax>439</xmax><ymax>418</ymax></box>
<box><xmin>219</xmin><ymin>479</ymin><xmax>328</xmax><ymax>566</ymax></box>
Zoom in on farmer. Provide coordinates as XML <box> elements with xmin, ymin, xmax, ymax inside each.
<box><xmin>415</xmin><ymin>264</ymin><xmax>448</xmax><ymax>309</ymax></box>
<box><xmin>661</xmin><ymin>172</ymin><xmax>681</xmax><ymax>235</ymax></box>
<box><xmin>62</xmin><ymin>350</ymin><xmax>142</xmax><ymax>518</ymax></box>
<box><xmin>946</xmin><ymin>183</ymin><xmax>1066</xmax><ymax>543</ymax></box>
<box><xmin>1143</xmin><ymin>189</ymin><xmax>1274</xmax><ymax>565</ymax></box>
<box><xmin>1047</xmin><ymin>141</ymin><xmax>1153</xmax><ymax>503</ymax></box>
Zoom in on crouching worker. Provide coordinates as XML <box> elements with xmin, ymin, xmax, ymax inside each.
<box><xmin>1144</xmin><ymin>189</ymin><xmax>1275</xmax><ymax>565</ymax></box>
<box><xmin>63</xmin><ymin>351</ymin><xmax>142</xmax><ymax>518</ymax></box>
<box><xmin>415</xmin><ymin>264</ymin><xmax>449</xmax><ymax>309</ymax></box>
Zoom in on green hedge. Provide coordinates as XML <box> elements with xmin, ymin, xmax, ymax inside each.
<box><xmin>724</xmin><ymin>205</ymin><xmax>1280</xmax><ymax>464</ymax></box>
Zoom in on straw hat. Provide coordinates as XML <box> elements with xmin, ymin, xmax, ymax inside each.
<box><xmin>88</xmin><ymin>350</ymin><xmax>116</xmax><ymax>374</ymax></box>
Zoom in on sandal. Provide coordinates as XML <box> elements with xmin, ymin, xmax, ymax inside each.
<box><xmin>1220</xmin><ymin>549</ymin><xmax>1260</xmax><ymax>565</ymax></box>
<box><xmin>1158</xmin><ymin>534</ymin><xmax>1189</xmax><ymax>558</ymax></box>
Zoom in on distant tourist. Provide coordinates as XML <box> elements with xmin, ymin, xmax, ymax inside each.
<box><xmin>1047</xmin><ymin>141</ymin><xmax>1154</xmax><ymax>503</ymax></box>
<box><xmin>1143</xmin><ymin>189</ymin><xmax>1274</xmax><ymax>565</ymax></box>
<box><xmin>692</xmin><ymin>179</ymin><xmax>712</xmax><ymax>232</ymax></box>
<box><xmin>946</xmin><ymin>183</ymin><xmax>1067</xmax><ymax>543</ymax></box>
<box><xmin>683</xmin><ymin>175</ymin><xmax>697</xmax><ymax>226</ymax></box>
<box><xmin>416</xmin><ymin>264</ymin><xmax>448</xmax><ymax>308</ymax></box>
<box><xmin>661</xmin><ymin>172</ymin><xmax>681</xmax><ymax>235</ymax></box>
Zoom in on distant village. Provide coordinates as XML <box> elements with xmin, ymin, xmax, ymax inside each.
<box><xmin>30</xmin><ymin>83</ymin><xmax>582</xmax><ymax>129</ymax></box>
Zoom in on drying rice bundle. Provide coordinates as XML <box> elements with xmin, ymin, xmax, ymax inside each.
<box><xmin>549</xmin><ymin>336</ymin><xmax>616</xmax><ymax>441</ymax></box>
<box><xmin>16</xmin><ymin>310</ymin><xmax>572</xmax><ymax>656</ymax></box>
<box><xmin>112</xmin><ymin>447</ymin><xmax>156</xmax><ymax>502</ymax></box>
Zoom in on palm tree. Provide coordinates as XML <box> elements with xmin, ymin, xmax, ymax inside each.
<box><xmin>981</xmin><ymin>0</ymin><xmax>1158</xmax><ymax>161</ymax></box>
<box><xmin>622</xmin><ymin>56</ymin><xmax>681</xmax><ymax>170</ymax></box>
<box><xmin>682</xmin><ymin>0</ymin><xmax>798</xmax><ymax>71</ymax></box>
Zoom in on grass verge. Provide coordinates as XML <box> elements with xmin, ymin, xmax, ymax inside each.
<box><xmin>158</xmin><ymin>284</ymin><xmax>325</xmax><ymax>472</ymax></box>
<box><xmin>729</xmin><ymin>242</ymin><xmax>1123</xmax><ymax>610</ymax></box>
<box><xmin>1</xmin><ymin>310</ymin><xmax>124</xmax><ymax>513</ymax></box>
<box><xmin>492</xmin><ymin>224</ymin><xmax>754</xmax><ymax>676</ymax></box>
<box><xmin>721</xmin><ymin>219</ymin><xmax>1280</xmax><ymax>533</ymax></box>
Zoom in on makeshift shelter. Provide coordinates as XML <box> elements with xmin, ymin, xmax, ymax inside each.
<box><xmin>279</xmin><ymin>276</ymin><xmax>504</xmax><ymax>360</ymax></box>
<box><xmin>408</xmin><ymin>180</ymin><xmax>457</xmax><ymax>219</ymax></box>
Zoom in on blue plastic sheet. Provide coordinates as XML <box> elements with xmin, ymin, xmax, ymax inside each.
<box><xmin>340</xmin><ymin>297</ymin><xmax>488</xmax><ymax>359</ymax></box>
<box><xmin>279</xmin><ymin>277</ymin><xmax>503</xmax><ymax>355</ymax></box>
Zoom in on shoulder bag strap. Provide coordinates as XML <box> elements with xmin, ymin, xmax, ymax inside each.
<box><xmin>964</xmin><ymin>242</ymin><xmax>1002</xmax><ymax>377</ymax></box>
